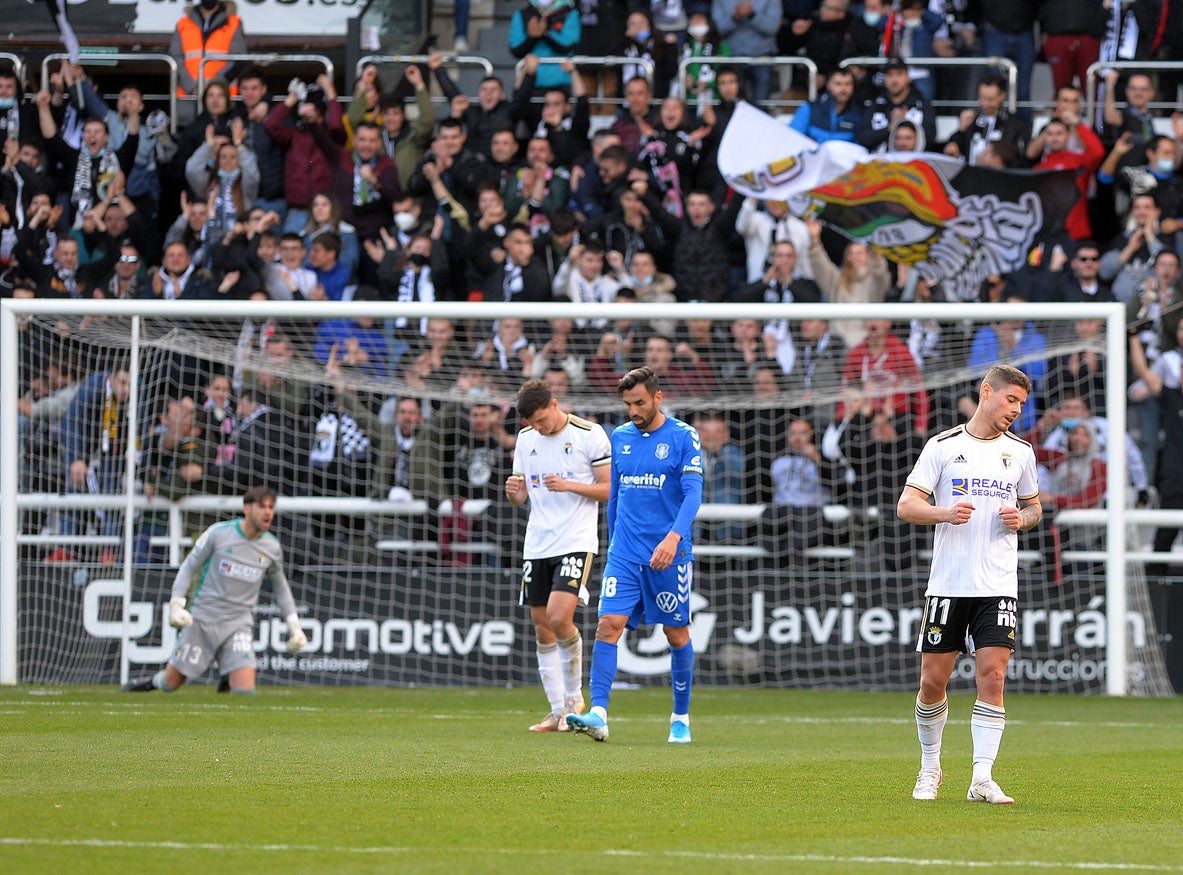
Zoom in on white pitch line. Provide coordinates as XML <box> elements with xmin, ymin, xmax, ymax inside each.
<box><xmin>607</xmin><ymin>850</ymin><xmax>1183</xmax><ymax>871</ymax></box>
<box><xmin>0</xmin><ymin>700</ymin><xmax>1173</xmax><ymax>730</ymax></box>
<box><xmin>0</xmin><ymin>838</ymin><xmax>1180</xmax><ymax>871</ymax></box>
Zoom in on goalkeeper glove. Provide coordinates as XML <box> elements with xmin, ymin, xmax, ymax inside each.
<box><xmin>285</xmin><ymin>613</ymin><xmax>308</xmax><ymax>652</ymax></box>
<box><xmin>168</xmin><ymin>596</ymin><xmax>193</xmax><ymax>628</ymax></box>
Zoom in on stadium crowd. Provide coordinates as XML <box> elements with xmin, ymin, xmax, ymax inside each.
<box><xmin>4</xmin><ymin>0</ymin><xmax>1183</xmax><ymax>572</ymax></box>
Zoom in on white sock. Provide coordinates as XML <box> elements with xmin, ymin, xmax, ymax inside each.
<box><xmin>915</xmin><ymin>695</ymin><xmax>948</xmax><ymax>772</ymax></box>
<box><xmin>557</xmin><ymin>632</ymin><xmax>583</xmax><ymax>700</ymax></box>
<box><xmin>590</xmin><ymin>705</ymin><xmax>607</xmax><ymax>721</ymax></box>
<box><xmin>671</xmin><ymin>712</ymin><xmax>689</xmax><ymax>725</ymax></box>
<box><xmin>152</xmin><ymin>670</ymin><xmax>177</xmax><ymax>692</ymax></box>
<box><xmin>537</xmin><ymin>643</ymin><xmax>564</xmax><ymax>715</ymax></box>
<box><xmin>971</xmin><ymin>700</ymin><xmax>1006</xmax><ymax>784</ymax></box>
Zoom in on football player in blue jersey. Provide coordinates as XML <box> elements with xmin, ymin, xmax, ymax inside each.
<box><xmin>567</xmin><ymin>367</ymin><xmax>704</xmax><ymax>743</ymax></box>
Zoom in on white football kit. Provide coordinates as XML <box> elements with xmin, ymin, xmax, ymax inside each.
<box><xmin>905</xmin><ymin>425</ymin><xmax>1039</xmax><ymax>600</ymax></box>
<box><xmin>512</xmin><ymin>414</ymin><xmax>611</xmax><ymax>559</ymax></box>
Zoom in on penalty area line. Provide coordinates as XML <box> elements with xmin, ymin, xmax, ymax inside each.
<box><xmin>1</xmin><ymin>838</ymin><xmax>1181</xmax><ymax>871</ymax></box>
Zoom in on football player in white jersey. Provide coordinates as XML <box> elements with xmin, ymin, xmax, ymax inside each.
<box><xmin>897</xmin><ymin>365</ymin><xmax>1042</xmax><ymax>805</ymax></box>
<box><xmin>506</xmin><ymin>380</ymin><xmax>611</xmax><ymax>732</ymax></box>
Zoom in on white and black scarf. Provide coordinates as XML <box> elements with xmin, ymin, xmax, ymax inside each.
<box><xmin>1</xmin><ymin>104</ymin><xmax>18</xmax><ymax>141</ymax></box>
<box><xmin>160</xmin><ymin>262</ymin><xmax>195</xmax><ymax>300</ymax></box>
<box><xmin>107</xmin><ymin>272</ymin><xmax>145</xmax><ymax>299</ymax></box>
<box><xmin>394</xmin><ymin>265</ymin><xmax>433</xmax><ymax>332</ymax></box>
<box><xmin>310</xmin><ymin>409</ymin><xmax>370</xmax><ymax>466</ymax></box>
<box><xmin>57</xmin><ymin>266</ymin><xmax>79</xmax><ymax>298</ymax></box>
<box><xmin>71</xmin><ymin>147</ymin><xmax>119</xmax><ymax>222</ymax></box>
<box><xmin>502</xmin><ymin>262</ymin><xmax>524</xmax><ymax>300</ymax></box>
<box><xmin>212</xmin><ymin>175</ymin><xmax>239</xmax><ymax>231</ymax></box>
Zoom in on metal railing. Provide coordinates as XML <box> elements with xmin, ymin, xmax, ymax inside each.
<box><xmin>356</xmin><ymin>54</ymin><xmax>495</xmax><ymax>111</ymax></box>
<box><xmin>1085</xmin><ymin>59</ymin><xmax>1183</xmax><ymax>134</ymax></box>
<box><xmin>514</xmin><ymin>55</ymin><xmax>655</xmax><ymax>88</ymax></box>
<box><xmin>358</xmin><ymin>54</ymin><xmax>494</xmax><ymax>80</ymax></box>
<box><xmin>0</xmin><ymin>52</ymin><xmax>24</xmax><ymax>87</ymax></box>
<box><xmin>40</xmin><ymin>53</ymin><xmax>179</xmax><ymax>133</ymax></box>
<box><xmin>195</xmin><ymin>53</ymin><xmax>335</xmax><ymax>107</ymax></box>
<box><xmin>679</xmin><ymin>55</ymin><xmax>818</xmax><ymax>110</ymax></box>
<box><xmin>16</xmin><ymin>493</ymin><xmax>1183</xmax><ymax>567</ymax></box>
<box><xmin>840</xmin><ymin>55</ymin><xmax>1018</xmax><ymax>113</ymax></box>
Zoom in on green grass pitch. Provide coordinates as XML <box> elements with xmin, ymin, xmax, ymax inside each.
<box><xmin>1</xmin><ymin>686</ymin><xmax>1181</xmax><ymax>875</ymax></box>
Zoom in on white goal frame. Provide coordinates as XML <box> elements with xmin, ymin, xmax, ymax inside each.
<box><xmin>0</xmin><ymin>297</ymin><xmax>1138</xmax><ymax>692</ymax></box>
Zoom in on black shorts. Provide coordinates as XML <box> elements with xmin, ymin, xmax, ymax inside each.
<box><xmin>519</xmin><ymin>552</ymin><xmax>595</xmax><ymax>608</ymax></box>
<box><xmin>915</xmin><ymin>595</ymin><xmax>1019</xmax><ymax>654</ymax></box>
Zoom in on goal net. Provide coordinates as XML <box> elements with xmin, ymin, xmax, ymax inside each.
<box><xmin>0</xmin><ymin>298</ymin><xmax>1175</xmax><ymax>695</ymax></box>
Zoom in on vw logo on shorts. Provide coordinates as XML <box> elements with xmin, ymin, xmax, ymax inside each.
<box><xmin>656</xmin><ymin>591</ymin><xmax>678</xmax><ymax>613</ymax></box>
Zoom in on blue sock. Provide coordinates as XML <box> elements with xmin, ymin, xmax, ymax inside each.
<box><xmin>670</xmin><ymin>640</ymin><xmax>694</xmax><ymax>715</ymax></box>
<box><xmin>589</xmin><ymin>639</ymin><xmax>618</xmax><ymax>711</ymax></box>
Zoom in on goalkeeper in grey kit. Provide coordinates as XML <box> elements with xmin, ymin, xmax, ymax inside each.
<box><xmin>123</xmin><ymin>486</ymin><xmax>308</xmax><ymax>694</ymax></box>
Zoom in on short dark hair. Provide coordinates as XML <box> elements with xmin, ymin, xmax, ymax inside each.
<box><xmin>378</xmin><ymin>92</ymin><xmax>403</xmax><ymax>112</ymax></box>
<box><xmin>476</xmin><ymin>179</ymin><xmax>502</xmax><ymax>197</ymax></box>
<box><xmin>311</xmin><ymin>230</ymin><xmax>342</xmax><ymax>256</ymax></box>
<box><xmin>237</xmin><ymin>64</ymin><xmax>265</xmax><ymax>85</ymax></box>
<box><xmin>549</xmin><ymin>209</ymin><xmax>578</xmax><ymax>237</ymax></box>
<box><xmin>978</xmin><ymin>72</ymin><xmax>1007</xmax><ymax>93</ymax></box>
<box><xmin>983</xmin><ymin>364</ymin><xmax>1032</xmax><ymax>396</ymax></box>
<box><xmin>987</xmin><ymin>139</ymin><xmax>1018</xmax><ymax>167</ymax></box>
<box><xmin>618</xmin><ymin>365</ymin><xmax>660</xmax><ymax>396</ymax></box>
<box><xmin>1040</xmin><ymin>117</ymin><xmax>1069</xmax><ymax>136</ymax></box>
<box><xmin>598</xmin><ymin>144</ymin><xmax>631</xmax><ymax>166</ymax></box>
<box><xmin>516</xmin><ymin>379</ymin><xmax>553</xmax><ymax>420</ymax></box>
<box><xmin>244</xmin><ymin>485</ymin><xmax>277</xmax><ymax>507</ymax></box>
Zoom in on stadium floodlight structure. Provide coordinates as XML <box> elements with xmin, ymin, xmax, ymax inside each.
<box><xmin>0</xmin><ymin>296</ymin><xmax>1166</xmax><ymax>695</ymax></box>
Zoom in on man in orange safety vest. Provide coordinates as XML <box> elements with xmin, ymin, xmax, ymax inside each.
<box><xmin>169</xmin><ymin>0</ymin><xmax>247</xmax><ymax>98</ymax></box>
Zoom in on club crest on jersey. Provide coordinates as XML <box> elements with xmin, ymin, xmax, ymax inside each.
<box><xmin>563</xmin><ymin>442</ymin><xmax>573</xmax><ymax>455</ymax></box>
<box><xmin>1001</xmin><ymin>452</ymin><xmax>1013</xmax><ymax>468</ymax></box>
<box><xmin>951</xmin><ymin>478</ymin><xmax>969</xmax><ymax>496</ymax></box>
<box><xmin>927</xmin><ymin>625</ymin><xmax>942</xmax><ymax>645</ymax></box>
<box><xmin>656</xmin><ymin>443</ymin><xmax>670</xmax><ymax>460</ymax></box>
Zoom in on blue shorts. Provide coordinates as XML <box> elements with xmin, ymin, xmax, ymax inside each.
<box><xmin>598</xmin><ymin>557</ymin><xmax>693</xmax><ymax>629</ymax></box>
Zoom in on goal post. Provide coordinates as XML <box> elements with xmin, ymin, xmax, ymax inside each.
<box><xmin>1</xmin><ymin>296</ymin><xmax>1168</xmax><ymax>694</ymax></box>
